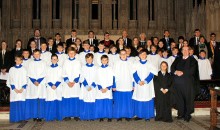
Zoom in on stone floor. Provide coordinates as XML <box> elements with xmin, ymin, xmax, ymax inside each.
<box><xmin>0</xmin><ymin>116</ymin><xmax>218</xmax><ymax>130</ymax></box>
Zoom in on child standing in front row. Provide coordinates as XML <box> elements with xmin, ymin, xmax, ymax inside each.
<box><xmin>45</xmin><ymin>54</ymin><xmax>63</xmax><ymax>121</ymax></box>
<box><xmin>7</xmin><ymin>55</ymin><xmax>27</xmax><ymax>122</ymax></box>
<box><xmin>154</xmin><ymin>61</ymin><xmax>173</xmax><ymax>122</ymax></box>
<box><xmin>132</xmin><ymin>50</ymin><xmax>157</xmax><ymax>121</ymax></box>
<box><xmin>62</xmin><ymin>47</ymin><xmax>81</xmax><ymax>121</ymax></box>
<box><xmin>26</xmin><ymin>49</ymin><xmax>47</xmax><ymax>121</ymax></box>
<box><xmin>79</xmin><ymin>53</ymin><xmax>97</xmax><ymax>120</ymax></box>
<box><xmin>95</xmin><ymin>55</ymin><xmax>115</xmax><ymax>122</ymax></box>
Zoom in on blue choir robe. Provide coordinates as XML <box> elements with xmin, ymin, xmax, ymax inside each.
<box><xmin>40</xmin><ymin>51</ymin><xmax>52</xmax><ymax>66</ymax></box>
<box><xmin>45</xmin><ymin>64</ymin><xmax>63</xmax><ymax>121</ymax></box>
<box><xmin>25</xmin><ymin>59</ymin><xmax>47</xmax><ymax>119</ymax></box>
<box><xmin>55</xmin><ymin>52</ymin><xmax>68</xmax><ymax>67</ymax></box>
<box><xmin>95</xmin><ymin>64</ymin><xmax>114</xmax><ymax>119</ymax></box>
<box><xmin>79</xmin><ymin>63</ymin><xmax>97</xmax><ymax>120</ymax></box>
<box><xmin>94</xmin><ymin>51</ymin><xmax>107</xmax><ymax>66</ymax></box>
<box><xmin>79</xmin><ymin>50</ymin><xmax>94</xmax><ymax>65</ymax></box>
<box><xmin>62</xmin><ymin>57</ymin><xmax>81</xmax><ymax>118</ymax></box>
<box><xmin>132</xmin><ymin>60</ymin><xmax>157</xmax><ymax>119</ymax></box>
<box><xmin>7</xmin><ymin>65</ymin><xmax>27</xmax><ymax>122</ymax></box>
<box><xmin>113</xmin><ymin>59</ymin><xmax>134</xmax><ymax>119</ymax></box>
<box><xmin>147</xmin><ymin>53</ymin><xmax>161</xmax><ymax>72</ymax></box>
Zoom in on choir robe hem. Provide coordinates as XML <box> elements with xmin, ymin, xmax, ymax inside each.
<box><xmin>133</xmin><ymin>99</ymin><xmax>155</xmax><ymax>119</ymax></box>
<box><xmin>79</xmin><ymin>100</ymin><xmax>96</xmax><ymax>120</ymax></box>
<box><xmin>45</xmin><ymin>100</ymin><xmax>62</xmax><ymax>121</ymax></box>
<box><xmin>62</xmin><ymin>97</ymin><xmax>80</xmax><ymax>118</ymax></box>
<box><xmin>25</xmin><ymin>99</ymin><xmax>46</xmax><ymax>120</ymax></box>
<box><xmin>10</xmin><ymin>101</ymin><xmax>26</xmax><ymax>123</ymax></box>
<box><xmin>94</xmin><ymin>99</ymin><xmax>113</xmax><ymax>119</ymax></box>
<box><xmin>113</xmin><ymin>91</ymin><xmax>134</xmax><ymax>119</ymax></box>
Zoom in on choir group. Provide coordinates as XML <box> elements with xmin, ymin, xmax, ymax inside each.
<box><xmin>5</xmin><ymin>28</ymin><xmax>218</xmax><ymax>123</ymax></box>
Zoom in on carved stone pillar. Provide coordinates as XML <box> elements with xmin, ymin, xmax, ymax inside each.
<box><xmin>102</xmin><ymin>0</ymin><xmax>112</xmax><ymax>30</ymax></box>
<box><xmin>78</xmin><ymin>0</ymin><xmax>90</xmax><ymax>30</ymax></box>
<box><xmin>41</xmin><ymin>0</ymin><xmax>52</xmax><ymax>29</ymax></box>
<box><xmin>10</xmin><ymin>0</ymin><xmax>21</xmax><ymax>28</ymax></box>
<box><xmin>118</xmin><ymin>0</ymin><xmax>129</xmax><ymax>30</ymax></box>
<box><xmin>61</xmin><ymin>0</ymin><xmax>72</xmax><ymax>29</ymax></box>
<box><xmin>137</xmin><ymin>0</ymin><xmax>148</xmax><ymax>33</ymax></box>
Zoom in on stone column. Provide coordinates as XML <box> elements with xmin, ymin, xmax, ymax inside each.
<box><xmin>21</xmin><ymin>0</ymin><xmax>33</xmax><ymax>48</ymax></box>
<box><xmin>176</xmin><ymin>0</ymin><xmax>186</xmax><ymax>36</ymax></box>
<box><xmin>118</xmin><ymin>0</ymin><xmax>129</xmax><ymax>30</ymax></box>
<box><xmin>137</xmin><ymin>0</ymin><xmax>148</xmax><ymax>33</ymax></box>
<box><xmin>21</xmin><ymin>0</ymin><xmax>32</xmax><ymax>29</ymax></box>
<box><xmin>61</xmin><ymin>0</ymin><xmax>72</xmax><ymax>29</ymax></box>
<box><xmin>36</xmin><ymin>0</ymin><xmax>40</xmax><ymax>19</ymax></box>
<box><xmin>78</xmin><ymin>0</ymin><xmax>90</xmax><ymax>30</ymax></box>
<box><xmin>10</xmin><ymin>0</ymin><xmax>21</xmax><ymax>28</ymax></box>
<box><xmin>113</xmin><ymin>0</ymin><xmax>117</xmax><ymax>29</ymax></box>
<box><xmin>73</xmin><ymin>0</ymin><xmax>78</xmax><ymax>29</ymax></box>
<box><xmin>41</xmin><ymin>0</ymin><xmax>52</xmax><ymax>29</ymax></box>
<box><xmin>2</xmin><ymin>0</ymin><xmax>11</xmax><ymax>47</ymax></box>
<box><xmin>102</xmin><ymin>0</ymin><xmax>112</xmax><ymax>30</ymax></box>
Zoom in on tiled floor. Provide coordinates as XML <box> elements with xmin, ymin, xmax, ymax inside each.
<box><xmin>0</xmin><ymin>116</ymin><xmax>217</xmax><ymax>130</ymax></box>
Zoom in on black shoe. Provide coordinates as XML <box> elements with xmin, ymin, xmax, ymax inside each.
<box><xmin>63</xmin><ymin>117</ymin><xmax>71</xmax><ymax>121</ymax></box>
<box><xmin>176</xmin><ymin>116</ymin><xmax>184</xmax><ymax>120</ymax></box>
<box><xmin>134</xmin><ymin>117</ymin><xmax>142</xmax><ymax>121</ymax></box>
<box><xmin>33</xmin><ymin>118</ymin><xmax>37</xmax><ymax>121</ymax></box>
<box><xmin>163</xmin><ymin>119</ymin><xmax>173</xmax><ymax>123</ymax></box>
<box><xmin>108</xmin><ymin>119</ymin><xmax>112</xmax><ymax>122</ymax></box>
<box><xmin>125</xmin><ymin>118</ymin><xmax>131</xmax><ymax>121</ymax></box>
<box><xmin>74</xmin><ymin>117</ymin><xmax>80</xmax><ymax>121</ymax></box>
<box><xmin>145</xmin><ymin>119</ymin><xmax>150</xmax><ymax>122</ymax></box>
<box><xmin>37</xmin><ymin>119</ymin><xmax>42</xmax><ymax>122</ymax></box>
<box><xmin>99</xmin><ymin>118</ymin><xmax>104</xmax><ymax>122</ymax></box>
<box><xmin>117</xmin><ymin>118</ymin><xmax>122</xmax><ymax>121</ymax></box>
<box><xmin>154</xmin><ymin>117</ymin><xmax>162</xmax><ymax>121</ymax></box>
<box><xmin>184</xmin><ymin>115</ymin><xmax>191</xmax><ymax>122</ymax></box>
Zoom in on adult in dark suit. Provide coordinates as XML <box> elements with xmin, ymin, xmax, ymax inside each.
<box><xmin>207</xmin><ymin>33</ymin><xmax>218</xmax><ymax>64</ymax></box>
<box><xmin>213</xmin><ymin>42</ymin><xmax>220</xmax><ymax>79</ymax></box>
<box><xmin>160</xmin><ymin>30</ymin><xmax>174</xmax><ymax>51</ymax></box>
<box><xmin>189</xmin><ymin>29</ymin><xmax>201</xmax><ymax>47</ymax></box>
<box><xmin>84</xmin><ymin>31</ymin><xmax>99</xmax><ymax>52</ymax></box>
<box><xmin>171</xmin><ymin>46</ymin><xmax>200</xmax><ymax>122</ymax></box>
<box><xmin>100</xmin><ymin>32</ymin><xmax>115</xmax><ymax>48</ymax></box>
<box><xmin>66</xmin><ymin>29</ymin><xmax>77</xmax><ymax>49</ymax></box>
<box><xmin>210</xmin><ymin>33</ymin><xmax>220</xmax><ymax>79</ymax></box>
<box><xmin>139</xmin><ymin>33</ymin><xmax>147</xmax><ymax>47</ymax></box>
<box><xmin>27</xmin><ymin>29</ymin><xmax>46</xmax><ymax>50</ymax></box>
<box><xmin>47</xmin><ymin>37</ymin><xmax>57</xmax><ymax>54</ymax></box>
<box><xmin>0</xmin><ymin>41</ymin><xmax>12</xmax><ymax>72</ymax></box>
<box><xmin>11</xmin><ymin>39</ymin><xmax>23</xmax><ymax>66</ymax></box>
<box><xmin>116</xmin><ymin>30</ymin><xmax>132</xmax><ymax>47</ymax></box>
